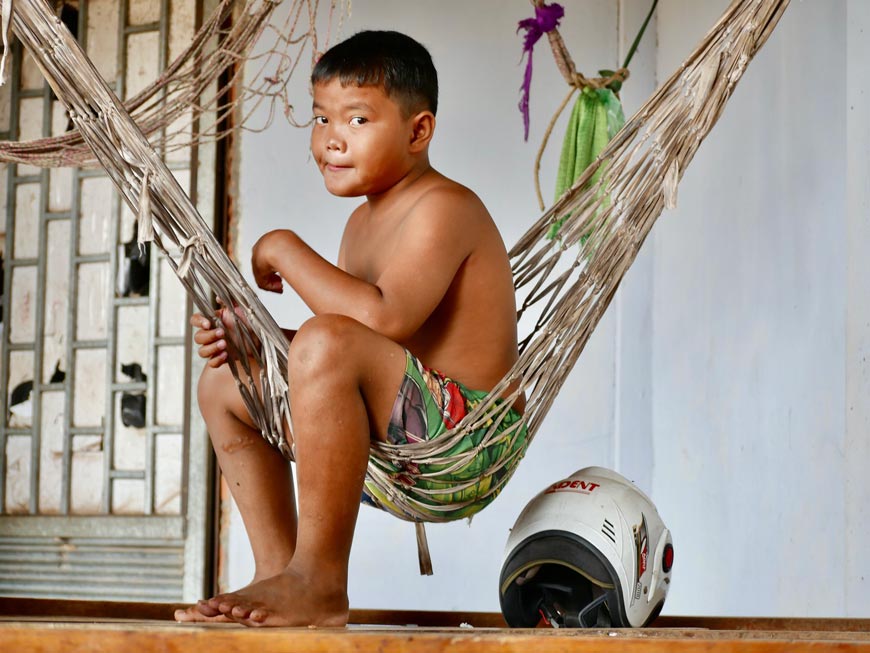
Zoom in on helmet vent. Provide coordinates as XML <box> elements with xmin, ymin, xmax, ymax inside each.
<box><xmin>602</xmin><ymin>519</ymin><xmax>616</xmax><ymax>543</ymax></box>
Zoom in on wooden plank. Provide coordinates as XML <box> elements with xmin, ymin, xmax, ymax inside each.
<box><xmin>0</xmin><ymin>597</ymin><xmax>870</xmax><ymax>632</ymax></box>
<box><xmin>2</xmin><ymin>597</ymin><xmax>870</xmax><ymax>632</ymax></box>
<box><xmin>1</xmin><ymin>621</ymin><xmax>870</xmax><ymax>653</ymax></box>
<box><xmin>0</xmin><ymin>597</ymin><xmax>184</xmax><ymax>622</ymax></box>
<box><xmin>655</xmin><ymin>616</ymin><xmax>870</xmax><ymax>633</ymax></box>
<box><xmin>0</xmin><ymin>598</ymin><xmax>512</xmax><ymax>627</ymax></box>
<box><xmin>2</xmin><ymin>596</ymin><xmax>870</xmax><ymax>653</ymax></box>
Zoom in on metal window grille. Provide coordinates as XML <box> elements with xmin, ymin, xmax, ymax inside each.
<box><xmin>0</xmin><ymin>0</ymin><xmax>215</xmax><ymax>602</ymax></box>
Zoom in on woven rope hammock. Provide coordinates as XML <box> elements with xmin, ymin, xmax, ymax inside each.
<box><xmin>6</xmin><ymin>0</ymin><xmax>789</xmax><ymax>572</ymax></box>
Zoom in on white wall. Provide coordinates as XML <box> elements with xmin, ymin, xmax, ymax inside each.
<box><xmin>845</xmin><ymin>0</ymin><xmax>870</xmax><ymax>616</ymax></box>
<box><xmin>229</xmin><ymin>0</ymin><xmax>869</xmax><ymax>617</ymax></box>
<box><xmin>651</xmin><ymin>0</ymin><xmax>867</xmax><ymax>617</ymax></box>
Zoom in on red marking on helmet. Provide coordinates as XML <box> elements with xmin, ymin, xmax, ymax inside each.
<box><xmin>639</xmin><ymin>537</ymin><xmax>648</xmax><ymax>576</ymax></box>
<box><xmin>663</xmin><ymin>543</ymin><xmax>674</xmax><ymax>573</ymax></box>
<box><xmin>634</xmin><ymin>516</ymin><xmax>650</xmax><ymax>584</ymax></box>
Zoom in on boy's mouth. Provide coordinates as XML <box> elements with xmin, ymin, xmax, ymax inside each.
<box><xmin>325</xmin><ymin>163</ymin><xmax>351</xmax><ymax>173</ymax></box>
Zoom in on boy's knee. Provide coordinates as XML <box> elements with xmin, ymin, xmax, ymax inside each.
<box><xmin>289</xmin><ymin>314</ymin><xmax>359</xmax><ymax>374</ymax></box>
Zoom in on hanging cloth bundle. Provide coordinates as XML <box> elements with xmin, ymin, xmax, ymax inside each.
<box><xmin>555</xmin><ymin>87</ymin><xmax>625</xmax><ymax>203</ymax></box>
<box><xmin>548</xmin><ymin>86</ymin><xmax>625</xmax><ymax>240</ymax></box>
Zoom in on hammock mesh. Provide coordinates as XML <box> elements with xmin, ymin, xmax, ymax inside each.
<box><xmin>0</xmin><ymin>0</ymin><xmax>348</xmax><ymax>167</ymax></box>
<box><xmin>6</xmin><ymin>0</ymin><xmax>789</xmax><ymax>554</ymax></box>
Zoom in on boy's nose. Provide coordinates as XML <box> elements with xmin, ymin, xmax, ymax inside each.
<box><xmin>326</xmin><ymin>134</ymin><xmax>344</xmax><ymax>152</ymax></box>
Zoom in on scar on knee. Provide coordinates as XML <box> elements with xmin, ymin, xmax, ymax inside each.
<box><xmin>221</xmin><ymin>433</ymin><xmax>259</xmax><ymax>454</ymax></box>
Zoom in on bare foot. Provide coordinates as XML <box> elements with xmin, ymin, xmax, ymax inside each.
<box><xmin>204</xmin><ymin>566</ymin><xmax>349</xmax><ymax>627</ymax></box>
<box><xmin>175</xmin><ymin>570</ymin><xmax>288</xmax><ymax>624</ymax></box>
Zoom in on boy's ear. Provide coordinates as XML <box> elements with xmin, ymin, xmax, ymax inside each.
<box><xmin>408</xmin><ymin>111</ymin><xmax>435</xmax><ymax>153</ymax></box>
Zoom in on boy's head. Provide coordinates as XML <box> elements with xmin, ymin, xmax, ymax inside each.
<box><xmin>311</xmin><ymin>30</ymin><xmax>438</xmax><ymax>117</ymax></box>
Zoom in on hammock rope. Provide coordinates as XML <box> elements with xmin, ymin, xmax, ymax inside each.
<box><xmin>0</xmin><ymin>0</ymin><xmax>349</xmax><ymax>167</ymax></box>
<box><xmin>5</xmin><ymin>0</ymin><xmax>790</xmax><ymax>573</ymax></box>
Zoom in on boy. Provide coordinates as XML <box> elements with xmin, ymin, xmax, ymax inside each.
<box><xmin>175</xmin><ymin>30</ymin><xmax>523</xmax><ymax>627</ymax></box>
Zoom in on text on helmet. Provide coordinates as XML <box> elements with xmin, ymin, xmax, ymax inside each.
<box><xmin>544</xmin><ymin>480</ymin><xmax>601</xmax><ymax>494</ymax></box>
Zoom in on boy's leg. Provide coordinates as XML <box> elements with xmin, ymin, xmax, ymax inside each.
<box><xmin>175</xmin><ymin>358</ymin><xmax>298</xmax><ymax>623</ymax></box>
<box><xmin>203</xmin><ymin>314</ymin><xmax>407</xmax><ymax>627</ymax></box>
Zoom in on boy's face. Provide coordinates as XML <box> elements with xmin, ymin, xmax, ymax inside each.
<box><xmin>311</xmin><ymin>79</ymin><xmax>419</xmax><ymax>197</ymax></box>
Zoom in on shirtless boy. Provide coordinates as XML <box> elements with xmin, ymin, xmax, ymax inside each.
<box><xmin>175</xmin><ymin>30</ymin><xmax>523</xmax><ymax>627</ymax></box>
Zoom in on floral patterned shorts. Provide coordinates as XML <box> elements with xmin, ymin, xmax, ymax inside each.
<box><xmin>362</xmin><ymin>349</ymin><xmax>528</xmax><ymax>521</ymax></box>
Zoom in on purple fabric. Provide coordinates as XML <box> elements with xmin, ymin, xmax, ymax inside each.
<box><xmin>517</xmin><ymin>2</ymin><xmax>565</xmax><ymax>141</ymax></box>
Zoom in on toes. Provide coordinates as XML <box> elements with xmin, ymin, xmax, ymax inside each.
<box><xmin>205</xmin><ymin>596</ymin><xmax>224</xmax><ymax>610</ymax></box>
<box><xmin>175</xmin><ymin>605</ymin><xmax>235</xmax><ymax>624</ymax></box>
<box><xmin>249</xmin><ymin>608</ymin><xmax>268</xmax><ymax>623</ymax></box>
<box><xmin>195</xmin><ymin>600</ymin><xmax>222</xmax><ymax>617</ymax></box>
<box><xmin>207</xmin><ymin>595</ymin><xmax>234</xmax><ymax>614</ymax></box>
<box><xmin>175</xmin><ymin>605</ymin><xmax>207</xmax><ymax>622</ymax></box>
<box><xmin>231</xmin><ymin>604</ymin><xmax>253</xmax><ymax>620</ymax></box>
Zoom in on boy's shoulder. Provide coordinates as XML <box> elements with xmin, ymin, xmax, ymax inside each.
<box><xmin>410</xmin><ymin>175</ymin><xmax>485</xmax><ymax>216</ymax></box>
<box><xmin>397</xmin><ymin>178</ymin><xmax>496</xmax><ymax>255</ymax></box>
<box><xmin>349</xmin><ymin>171</ymin><xmax>489</xmax><ymax>231</ymax></box>
<box><xmin>410</xmin><ymin>170</ymin><xmax>497</xmax><ymax>224</ymax></box>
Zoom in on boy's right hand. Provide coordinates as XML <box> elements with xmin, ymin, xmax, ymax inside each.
<box><xmin>191</xmin><ymin>312</ymin><xmax>228</xmax><ymax>368</ymax></box>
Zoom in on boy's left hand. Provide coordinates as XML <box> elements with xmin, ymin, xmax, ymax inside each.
<box><xmin>251</xmin><ymin>230</ymin><xmax>287</xmax><ymax>293</ymax></box>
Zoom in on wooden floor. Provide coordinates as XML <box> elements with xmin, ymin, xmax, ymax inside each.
<box><xmin>1</xmin><ymin>598</ymin><xmax>869</xmax><ymax>652</ymax></box>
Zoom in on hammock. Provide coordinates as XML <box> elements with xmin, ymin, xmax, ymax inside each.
<box><xmin>6</xmin><ymin>0</ymin><xmax>790</xmax><ymax>572</ymax></box>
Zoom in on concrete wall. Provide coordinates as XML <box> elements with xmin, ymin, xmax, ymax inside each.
<box><xmin>230</xmin><ymin>0</ymin><xmax>869</xmax><ymax>617</ymax></box>
<box><xmin>651</xmin><ymin>0</ymin><xmax>868</xmax><ymax>617</ymax></box>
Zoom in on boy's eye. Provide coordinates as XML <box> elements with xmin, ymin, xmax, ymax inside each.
<box><xmin>350</xmin><ymin>116</ymin><xmax>368</xmax><ymax>126</ymax></box>
<box><xmin>314</xmin><ymin>115</ymin><xmax>328</xmax><ymax>125</ymax></box>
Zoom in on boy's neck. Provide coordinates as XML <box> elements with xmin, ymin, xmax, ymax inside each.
<box><xmin>365</xmin><ymin>158</ymin><xmax>435</xmax><ymax>211</ymax></box>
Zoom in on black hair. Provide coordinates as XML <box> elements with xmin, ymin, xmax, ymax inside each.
<box><xmin>311</xmin><ymin>30</ymin><xmax>438</xmax><ymax>116</ymax></box>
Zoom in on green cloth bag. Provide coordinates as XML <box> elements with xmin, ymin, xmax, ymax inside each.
<box><xmin>548</xmin><ymin>87</ymin><xmax>625</xmax><ymax>240</ymax></box>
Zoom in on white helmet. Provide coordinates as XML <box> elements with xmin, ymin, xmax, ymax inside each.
<box><xmin>499</xmin><ymin>466</ymin><xmax>673</xmax><ymax>628</ymax></box>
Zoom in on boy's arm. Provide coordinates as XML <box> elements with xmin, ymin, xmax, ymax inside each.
<box><xmin>252</xmin><ymin>190</ymin><xmax>479</xmax><ymax>341</ymax></box>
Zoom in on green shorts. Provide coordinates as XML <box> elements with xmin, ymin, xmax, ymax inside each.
<box><xmin>362</xmin><ymin>349</ymin><xmax>528</xmax><ymax>522</ymax></box>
